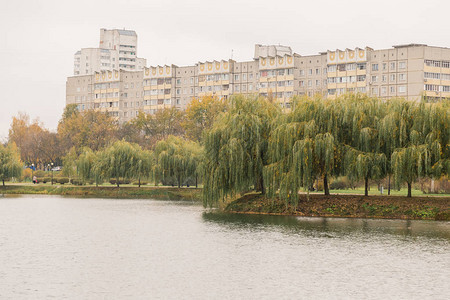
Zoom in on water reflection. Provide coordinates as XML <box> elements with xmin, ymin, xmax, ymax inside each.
<box><xmin>203</xmin><ymin>211</ymin><xmax>450</xmax><ymax>240</ymax></box>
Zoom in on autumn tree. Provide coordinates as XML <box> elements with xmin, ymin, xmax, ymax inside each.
<box><xmin>131</xmin><ymin>107</ymin><xmax>185</xmax><ymax>146</ymax></box>
<box><xmin>57</xmin><ymin>105</ymin><xmax>118</xmax><ymax>153</ymax></box>
<box><xmin>182</xmin><ymin>96</ymin><xmax>227</xmax><ymax>142</ymax></box>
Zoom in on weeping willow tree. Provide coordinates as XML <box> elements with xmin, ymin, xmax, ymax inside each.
<box><xmin>76</xmin><ymin>147</ymin><xmax>102</xmax><ymax>186</ymax></box>
<box><xmin>391</xmin><ymin>145</ymin><xmax>430</xmax><ymax>197</ymax></box>
<box><xmin>0</xmin><ymin>143</ymin><xmax>22</xmax><ymax>187</ymax></box>
<box><xmin>134</xmin><ymin>149</ymin><xmax>153</xmax><ymax>187</ymax></box>
<box><xmin>97</xmin><ymin>140</ymin><xmax>144</xmax><ymax>187</ymax></box>
<box><xmin>264</xmin><ymin>96</ymin><xmax>340</xmax><ymax>208</ymax></box>
<box><xmin>344</xmin><ymin>150</ymin><xmax>387</xmax><ymax>196</ymax></box>
<box><xmin>62</xmin><ymin>147</ymin><xmax>78</xmax><ymax>181</ymax></box>
<box><xmin>381</xmin><ymin>99</ymin><xmax>449</xmax><ymax>197</ymax></box>
<box><xmin>203</xmin><ymin>95</ymin><xmax>280</xmax><ymax>207</ymax></box>
<box><xmin>153</xmin><ymin>135</ymin><xmax>202</xmax><ymax>188</ymax></box>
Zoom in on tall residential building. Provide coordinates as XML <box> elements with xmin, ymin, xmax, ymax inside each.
<box><xmin>67</xmin><ymin>43</ymin><xmax>450</xmax><ymax>123</ymax></box>
<box><xmin>74</xmin><ymin>28</ymin><xmax>147</xmax><ymax>75</ymax></box>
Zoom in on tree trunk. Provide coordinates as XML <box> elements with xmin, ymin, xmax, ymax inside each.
<box><xmin>259</xmin><ymin>175</ymin><xmax>265</xmax><ymax>195</ymax></box>
<box><xmin>195</xmin><ymin>175</ymin><xmax>198</xmax><ymax>188</ymax></box>
<box><xmin>138</xmin><ymin>177</ymin><xmax>141</xmax><ymax>188</ymax></box>
<box><xmin>2</xmin><ymin>179</ymin><xmax>4</xmax><ymax>187</ymax></box>
<box><xmin>365</xmin><ymin>177</ymin><xmax>369</xmax><ymax>196</ymax></box>
<box><xmin>388</xmin><ymin>174</ymin><xmax>391</xmax><ymax>195</ymax></box>
<box><xmin>407</xmin><ymin>182</ymin><xmax>412</xmax><ymax>197</ymax></box>
<box><xmin>178</xmin><ymin>175</ymin><xmax>181</xmax><ymax>188</ymax></box>
<box><xmin>323</xmin><ymin>174</ymin><xmax>329</xmax><ymax>196</ymax></box>
<box><xmin>117</xmin><ymin>177</ymin><xmax>120</xmax><ymax>188</ymax></box>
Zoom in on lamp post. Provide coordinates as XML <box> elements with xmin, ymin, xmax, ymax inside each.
<box><xmin>31</xmin><ymin>163</ymin><xmax>34</xmax><ymax>184</ymax></box>
<box><xmin>51</xmin><ymin>163</ymin><xmax>54</xmax><ymax>185</ymax></box>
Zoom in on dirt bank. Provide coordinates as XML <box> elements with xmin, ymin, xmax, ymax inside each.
<box><xmin>226</xmin><ymin>193</ymin><xmax>450</xmax><ymax>221</ymax></box>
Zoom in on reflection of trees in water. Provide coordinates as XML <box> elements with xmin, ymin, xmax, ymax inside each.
<box><xmin>202</xmin><ymin>212</ymin><xmax>450</xmax><ymax>240</ymax></box>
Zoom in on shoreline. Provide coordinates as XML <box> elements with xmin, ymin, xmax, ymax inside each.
<box><xmin>225</xmin><ymin>193</ymin><xmax>450</xmax><ymax>221</ymax></box>
<box><xmin>2</xmin><ymin>185</ymin><xmax>449</xmax><ymax>221</ymax></box>
<box><xmin>0</xmin><ymin>185</ymin><xmax>203</xmax><ymax>201</ymax></box>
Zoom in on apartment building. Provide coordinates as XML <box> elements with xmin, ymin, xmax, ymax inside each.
<box><xmin>74</xmin><ymin>29</ymin><xmax>147</xmax><ymax>75</ymax></box>
<box><xmin>67</xmin><ymin>43</ymin><xmax>450</xmax><ymax>123</ymax></box>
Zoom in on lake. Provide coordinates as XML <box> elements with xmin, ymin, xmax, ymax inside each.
<box><xmin>0</xmin><ymin>195</ymin><xmax>449</xmax><ymax>299</ymax></box>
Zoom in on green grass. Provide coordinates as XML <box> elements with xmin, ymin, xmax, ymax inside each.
<box><xmin>309</xmin><ymin>186</ymin><xmax>449</xmax><ymax>197</ymax></box>
<box><xmin>0</xmin><ymin>184</ymin><xmax>203</xmax><ymax>201</ymax></box>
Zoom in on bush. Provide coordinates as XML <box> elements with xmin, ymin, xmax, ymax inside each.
<box><xmin>330</xmin><ymin>177</ymin><xmax>351</xmax><ymax>190</ymax></box>
<box><xmin>132</xmin><ymin>181</ymin><xmax>148</xmax><ymax>185</ymax></box>
<box><xmin>34</xmin><ymin>170</ymin><xmax>46</xmax><ymax>178</ymax></box>
<box><xmin>22</xmin><ymin>168</ymin><xmax>32</xmax><ymax>181</ymax></box>
<box><xmin>57</xmin><ymin>177</ymin><xmax>69</xmax><ymax>184</ymax></box>
<box><xmin>42</xmin><ymin>177</ymin><xmax>51</xmax><ymax>183</ymax></box>
<box><xmin>70</xmin><ymin>179</ymin><xmax>83</xmax><ymax>185</ymax></box>
<box><xmin>109</xmin><ymin>179</ymin><xmax>131</xmax><ymax>185</ymax></box>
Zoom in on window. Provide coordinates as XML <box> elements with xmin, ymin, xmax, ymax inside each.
<box><xmin>346</xmin><ymin>63</ymin><xmax>356</xmax><ymax>71</ymax></box>
<box><xmin>399</xmin><ymin>86</ymin><xmax>406</xmax><ymax>93</ymax></box>
<box><xmin>316</xmin><ymin>68</ymin><xmax>320</xmax><ymax>75</ymax></box>
<box><xmin>308</xmin><ymin>80</ymin><xmax>312</xmax><ymax>87</ymax></box>
<box><xmin>382</xmin><ymin>63</ymin><xmax>387</xmax><ymax>71</ymax></box>
<box><xmin>390</xmin><ymin>74</ymin><xmax>396</xmax><ymax>82</ymax></box>
<box><xmin>249</xmin><ymin>84</ymin><xmax>253</xmax><ymax>91</ymax></box>
<box><xmin>381</xmin><ymin>87</ymin><xmax>387</xmax><ymax>95</ymax></box>
<box><xmin>299</xmin><ymin>80</ymin><xmax>304</xmax><ymax>87</ymax></box>
<box><xmin>372</xmin><ymin>87</ymin><xmax>378</xmax><ymax>95</ymax></box>
<box><xmin>390</xmin><ymin>86</ymin><xmax>395</xmax><ymax>94</ymax></box>
<box><xmin>357</xmin><ymin>75</ymin><xmax>366</xmax><ymax>82</ymax></box>
<box><xmin>382</xmin><ymin>75</ymin><xmax>387</xmax><ymax>82</ymax></box>
<box><xmin>234</xmin><ymin>74</ymin><xmax>240</xmax><ymax>81</ymax></box>
<box><xmin>371</xmin><ymin>75</ymin><xmax>378</xmax><ymax>83</ymax></box>
<box><xmin>308</xmin><ymin>69</ymin><xmax>312</xmax><ymax>75</ymax></box>
<box><xmin>372</xmin><ymin>64</ymin><xmax>379</xmax><ymax>71</ymax></box>
<box><xmin>243</xmin><ymin>74</ymin><xmax>247</xmax><ymax>80</ymax></box>
<box><xmin>357</xmin><ymin>63</ymin><xmax>366</xmax><ymax>70</ymax></box>
<box><xmin>315</xmin><ymin>80</ymin><xmax>320</xmax><ymax>86</ymax></box>
<box><xmin>235</xmin><ymin>85</ymin><xmax>240</xmax><ymax>92</ymax></box>
<box><xmin>327</xmin><ymin>65</ymin><xmax>336</xmax><ymax>72</ymax></box>
<box><xmin>176</xmin><ymin>89</ymin><xmax>181</xmax><ymax>95</ymax></box>
<box><xmin>399</xmin><ymin>73</ymin><xmax>406</xmax><ymax>81</ymax></box>
<box><xmin>390</xmin><ymin>62</ymin><xmax>396</xmax><ymax>70</ymax></box>
<box><xmin>300</xmin><ymin>69</ymin><xmax>305</xmax><ymax>76</ymax></box>
<box><xmin>399</xmin><ymin>61</ymin><xmax>406</xmax><ymax>69</ymax></box>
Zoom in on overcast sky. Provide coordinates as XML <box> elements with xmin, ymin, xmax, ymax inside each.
<box><xmin>1</xmin><ymin>0</ymin><xmax>449</xmax><ymax>140</ymax></box>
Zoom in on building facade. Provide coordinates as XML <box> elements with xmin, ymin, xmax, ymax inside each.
<box><xmin>74</xmin><ymin>29</ymin><xmax>147</xmax><ymax>75</ymax></box>
<box><xmin>67</xmin><ymin>43</ymin><xmax>450</xmax><ymax>123</ymax></box>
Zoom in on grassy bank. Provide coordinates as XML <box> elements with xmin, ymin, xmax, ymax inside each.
<box><xmin>226</xmin><ymin>193</ymin><xmax>450</xmax><ymax>221</ymax></box>
<box><xmin>0</xmin><ymin>185</ymin><xmax>202</xmax><ymax>201</ymax></box>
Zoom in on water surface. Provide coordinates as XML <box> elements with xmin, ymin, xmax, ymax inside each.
<box><xmin>0</xmin><ymin>195</ymin><xmax>448</xmax><ymax>299</ymax></box>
